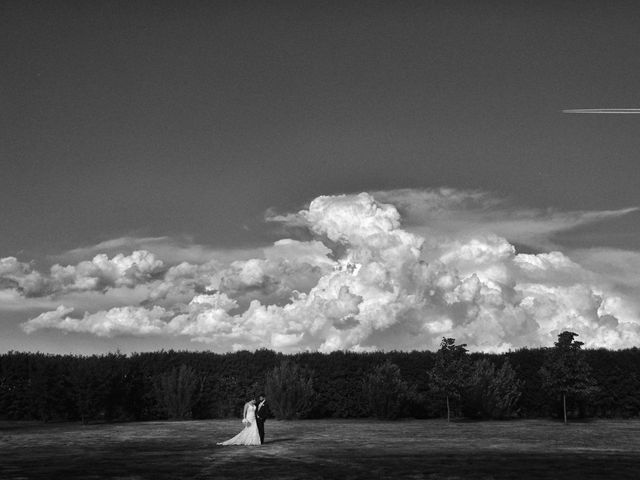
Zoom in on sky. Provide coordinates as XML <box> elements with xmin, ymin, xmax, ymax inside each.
<box><xmin>2</xmin><ymin>0</ymin><xmax>640</xmax><ymax>354</ymax></box>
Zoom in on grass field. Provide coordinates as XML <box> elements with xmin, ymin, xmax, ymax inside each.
<box><xmin>2</xmin><ymin>418</ymin><xmax>639</xmax><ymax>479</ymax></box>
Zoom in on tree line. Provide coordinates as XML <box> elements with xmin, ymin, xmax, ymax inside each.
<box><xmin>1</xmin><ymin>332</ymin><xmax>639</xmax><ymax>423</ymax></box>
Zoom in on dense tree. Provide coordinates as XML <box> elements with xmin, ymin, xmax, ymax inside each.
<box><xmin>363</xmin><ymin>360</ymin><xmax>414</xmax><ymax>420</ymax></box>
<box><xmin>463</xmin><ymin>358</ymin><xmax>522</xmax><ymax>419</ymax></box>
<box><xmin>68</xmin><ymin>356</ymin><xmax>108</xmax><ymax>423</ymax></box>
<box><xmin>1</xmin><ymin>346</ymin><xmax>639</xmax><ymax>423</ymax></box>
<box><xmin>539</xmin><ymin>331</ymin><xmax>599</xmax><ymax>424</ymax></box>
<box><xmin>0</xmin><ymin>352</ymin><xmax>32</xmax><ymax>420</ymax></box>
<box><xmin>265</xmin><ymin>360</ymin><xmax>315</xmax><ymax>420</ymax></box>
<box><xmin>153</xmin><ymin>364</ymin><xmax>203</xmax><ymax>420</ymax></box>
<box><xmin>28</xmin><ymin>354</ymin><xmax>74</xmax><ymax>421</ymax></box>
<box><xmin>429</xmin><ymin>337</ymin><xmax>469</xmax><ymax>422</ymax></box>
<box><xmin>504</xmin><ymin>348</ymin><xmax>546</xmax><ymax>417</ymax></box>
<box><xmin>586</xmin><ymin>348</ymin><xmax>640</xmax><ymax>418</ymax></box>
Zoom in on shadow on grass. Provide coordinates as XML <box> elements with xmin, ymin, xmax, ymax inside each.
<box><xmin>4</xmin><ymin>419</ymin><xmax>640</xmax><ymax>479</ymax></box>
<box><xmin>203</xmin><ymin>451</ymin><xmax>640</xmax><ymax>480</ymax></box>
<box><xmin>7</xmin><ymin>447</ymin><xmax>636</xmax><ymax>480</ymax></box>
<box><xmin>264</xmin><ymin>437</ymin><xmax>296</xmax><ymax>444</ymax></box>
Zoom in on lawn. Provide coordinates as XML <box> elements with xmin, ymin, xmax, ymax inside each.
<box><xmin>1</xmin><ymin>418</ymin><xmax>639</xmax><ymax>479</ymax></box>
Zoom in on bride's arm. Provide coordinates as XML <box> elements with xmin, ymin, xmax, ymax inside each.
<box><xmin>242</xmin><ymin>402</ymin><xmax>249</xmax><ymax>420</ymax></box>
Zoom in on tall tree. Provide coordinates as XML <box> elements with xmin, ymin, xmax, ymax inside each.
<box><xmin>539</xmin><ymin>331</ymin><xmax>598</xmax><ymax>424</ymax></box>
<box><xmin>429</xmin><ymin>337</ymin><xmax>469</xmax><ymax>422</ymax></box>
<box><xmin>153</xmin><ymin>364</ymin><xmax>203</xmax><ymax>420</ymax></box>
<box><xmin>68</xmin><ymin>356</ymin><xmax>107</xmax><ymax>424</ymax></box>
<box><xmin>487</xmin><ymin>359</ymin><xmax>523</xmax><ymax>419</ymax></box>
<box><xmin>265</xmin><ymin>360</ymin><xmax>315</xmax><ymax>419</ymax></box>
<box><xmin>363</xmin><ymin>360</ymin><xmax>414</xmax><ymax>420</ymax></box>
<box><xmin>464</xmin><ymin>358</ymin><xmax>522</xmax><ymax>419</ymax></box>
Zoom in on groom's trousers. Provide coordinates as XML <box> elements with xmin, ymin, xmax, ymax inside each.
<box><xmin>257</xmin><ymin>419</ymin><xmax>265</xmax><ymax>444</ymax></box>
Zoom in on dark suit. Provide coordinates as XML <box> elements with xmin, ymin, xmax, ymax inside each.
<box><xmin>255</xmin><ymin>400</ymin><xmax>270</xmax><ymax>444</ymax></box>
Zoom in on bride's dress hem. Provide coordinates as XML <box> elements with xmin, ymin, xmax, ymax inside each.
<box><xmin>217</xmin><ymin>404</ymin><xmax>261</xmax><ymax>446</ymax></box>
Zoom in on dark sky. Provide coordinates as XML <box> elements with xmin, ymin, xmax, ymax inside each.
<box><xmin>3</xmin><ymin>0</ymin><xmax>640</xmax><ymax>355</ymax></box>
<box><xmin>3</xmin><ymin>0</ymin><xmax>640</xmax><ymax>257</ymax></box>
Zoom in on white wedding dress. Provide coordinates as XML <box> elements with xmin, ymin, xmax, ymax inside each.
<box><xmin>217</xmin><ymin>404</ymin><xmax>261</xmax><ymax>446</ymax></box>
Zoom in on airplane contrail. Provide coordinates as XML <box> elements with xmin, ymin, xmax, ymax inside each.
<box><xmin>563</xmin><ymin>108</ymin><xmax>640</xmax><ymax>114</ymax></box>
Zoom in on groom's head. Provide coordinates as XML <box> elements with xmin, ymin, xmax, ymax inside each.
<box><xmin>259</xmin><ymin>394</ymin><xmax>265</xmax><ymax>402</ymax></box>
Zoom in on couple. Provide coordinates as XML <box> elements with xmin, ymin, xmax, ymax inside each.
<box><xmin>217</xmin><ymin>394</ymin><xmax>270</xmax><ymax>446</ymax></box>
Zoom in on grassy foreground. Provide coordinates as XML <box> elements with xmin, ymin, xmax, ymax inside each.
<box><xmin>1</xmin><ymin>418</ymin><xmax>639</xmax><ymax>479</ymax></box>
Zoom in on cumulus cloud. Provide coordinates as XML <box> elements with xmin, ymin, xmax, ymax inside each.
<box><xmin>0</xmin><ymin>257</ymin><xmax>52</xmax><ymax>297</ymax></box>
<box><xmin>55</xmin><ymin>236</ymin><xmax>265</xmax><ymax>265</ymax></box>
<box><xmin>0</xmin><ymin>251</ymin><xmax>165</xmax><ymax>300</ymax></box>
<box><xmin>50</xmin><ymin>250</ymin><xmax>165</xmax><ymax>292</ymax></box>
<box><xmin>18</xmin><ymin>190</ymin><xmax>640</xmax><ymax>353</ymax></box>
<box><xmin>2</xmin><ymin>239</ymin><xmax>333</xmax><ymax>312</ymax></box>
<box><xmin>0</xmin><ymin>288</ymin><xmax>60</xmax><ymax>311</ymax></box>
<box><xmin>23</xmin><ymin>305</ymin><xmax>170</xmax><ymax>337</ymax></box>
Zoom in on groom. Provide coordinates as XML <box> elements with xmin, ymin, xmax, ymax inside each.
<box><xmin>255</xmin><ymin>394</ymin><xmax>270</xmax><ymax>444</ymax></box>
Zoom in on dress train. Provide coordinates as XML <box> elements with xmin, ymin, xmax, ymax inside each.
<box><xmin>217</xmin><ymin>404</ymin><xmax>261</xmax><ymax>446</ymax></box>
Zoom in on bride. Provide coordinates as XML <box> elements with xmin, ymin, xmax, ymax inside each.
<box><xmin>217</xmin><ymin>399</ymin><xmax>261</xmax><ymax>446</ymax></box>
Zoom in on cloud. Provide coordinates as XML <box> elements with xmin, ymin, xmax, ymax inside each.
<box><xmin>0</xmin><ymin>257</ymin><xmax>51</xmax><ymax>297</ymax></box>
<box><xmin>145</xmin><ymin>239</ymin><xmax>334</xmax><ymax>309</ymax></box>
<box><xmin>49</xmin><ymin>250</ymin><xmax>164</xmax><ymax>292</ymax></box>
<box><xmin>3</xmin><ymin>239</ymin><xmax>333</xmax><ymax>313</ymax></box>
<box><xmin>23</xmin><ymin>305</ymin><xmax>170</xmax><ymax>337</ymax></box>
<box><xmin>0</xmin><ymin>257</ymin><xmax>28</xmax><ymax>276</ymax></box>
<box><xmin>372</xmin><ymin>188</ymin><xmax>639</xmax><ymax>251</ymax></box>
<box><xmin>214</xmin><ymin>257</ymin><xmax>328</xmax><ymax>310</ymax></box>
<box><xmin>0</xmin><ymin>288</ymin><xmax>60</xmax><ymax>311</ymax></box>
<box><xmin>516</xmin><ymin>283</ymin><xmax>640</xmax><ymax>349</ymax></box>
<box><xmin>21</xmin><ymin>306</ymin><xmax>76</xmax><ymax>334</ymax></box>
<box><xmin>19</xmin><ymin>190</ymin><xmax>640</xmax><ymax>353</ymax></box>
<box><xmin>0</xmin><ymin>251</ymin><xmax>169</xmax><ymax>315</ymax></box>
<box><xmin>0</xmin><ymin>251</ymin><xmax>165</xmax><ymax>299</ymax></box>
<box><xmin>569</xmin><ymin>248</ymin><xmax>640</xmax><ymax>292</ymax></box>
<box><xmin>55</xmin><ymin>236</ymin><xmax>266</xmax><ymax>266</ymax></box>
